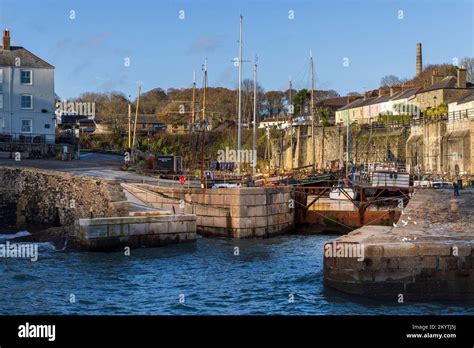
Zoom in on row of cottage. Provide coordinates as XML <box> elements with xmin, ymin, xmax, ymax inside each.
<box><xmin>335</xmin><ymin>66</ymin><xmax>474</xmax><ymax>125</ymax></box>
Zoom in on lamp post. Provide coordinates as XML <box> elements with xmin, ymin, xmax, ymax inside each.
<box><xmin>75</xmin><ymin>120</ymin><xmax>80</xmax><ymax>159</ymax></box>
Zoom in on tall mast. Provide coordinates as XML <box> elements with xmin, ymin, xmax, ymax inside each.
<box><xmin>310</xmin><ymin>51</ymin><xmax>316</xmax><ymax>173</ymax></box>
<box><xmin>346</xmin><ymin>112</ymin><xmax>350</xmax><ymax>178</ymax></box>
<box><xmin>252</xmin><ymin>56</ymin><xmax>257</xmax><ymax>176</ymax></box>
<box><xmin>131</xmin><ymin>83</ymin><xmax>141</xmax><ymax>154</ymax></box>
<box><xmin>289</xmin><ymin>78</ymin><xmax>293</xmax><ymax>173</ymax></box>
<box><xmin>200</xmin><ymin>59</ymin><xmax>207</xmax><ymax>184</ymax></box>
<box><xmin>127</xmin><ymin>95</ymin><xmax>131</xmax><ymax>149</ymax></box>
<box><xmin>202</xmin><ymin>59</ymin><xmax>207</xmax><ymax>121</ymax></box>
<box><xmin>192</xmin><ymin>70</ymin><xmax>196</xmax><ymax>123</ymax></box>
<box><xmin>237</xmin><ymin>15</ymin><xmax>243</xmax><ymax>176</ymax></box>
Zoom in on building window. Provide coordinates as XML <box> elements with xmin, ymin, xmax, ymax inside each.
<box><xmin>21</xmin><ymin>95</ymin><xmax>33</xmax><ymax>109</ymax></box>
<box><xmin>0</xmin><ymin>94</ymin><xmax>3</xmax><ymax>109</ymax></box>
<box><xmin>0</xmin><ymin>68</ymin><xmax>3</xmax><ymax>83</ymax></box>
<box><xmin>45</xmin><ymin>124</ymin><xmax>50</xmax><ymax>129</ymax></box>
<box><xmin>21</xmin><ymin>119</ymin><xmax>32</xmax><ymax>133</ymax></box>
<box><xmin>20</xmin><ymin>69</ymin><xmax>32</xmax><ymax>85</ymax></box>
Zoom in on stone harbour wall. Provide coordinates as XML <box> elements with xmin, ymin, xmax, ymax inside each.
<box><xmin>0</xmin><ymin>166</ymin><xmax>128</xmax><ymax>230</ymax></box>
<box><xmin>323</xmin><ymin>189</ymin><xmax>474</xmax><ymax>300</ymax></box>
<box><xmin>76</xmin><ymin>214</ymin><xmax>196</xmax><ymax>251</ymax></box>
<box><xmin>122</xmin><ymin>184</ymin><xmax>294</xmax><ymax>238</ymax></box>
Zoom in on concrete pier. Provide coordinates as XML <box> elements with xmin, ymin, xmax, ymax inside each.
<box><xmin>323</xmin><ymin>188</ymin><xmax>474</xmax><ymax>300</ymax></box>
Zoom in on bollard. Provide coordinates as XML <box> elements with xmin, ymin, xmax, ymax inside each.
<box><xmin>450</xmin><ymin>199</ymin><xmax>459</xmax><ymax>212</ymax></box>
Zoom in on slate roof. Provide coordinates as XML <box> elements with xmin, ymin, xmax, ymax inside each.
<box><xmin>336</xmin><ymin>98</ymin><xmax>367</xmax><ymax>111</ymax></box>
<box><xmin>419</xmin><ymin>76</ymin><xmax>457</xmax><ymax>93</ymax></box>
<box><xmin>454</xmin><ymin>90</ymin><xmax>474</xmax><ymax>104</ymax></box>
<box><xmin>391</xmin><ymin>88</ymin><xmax>421</xmax><ymax>101</ymax></box>
<box><xmin>0</xmin><ymin>46</ymin><xmax>54</xmax><ymax>68</ymax></box>
<box><xmin>316</xmin><ymin>96</ymin><xmax>360</xmax><ymax>109</ymax></box>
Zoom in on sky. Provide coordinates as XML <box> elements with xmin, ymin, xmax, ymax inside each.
<box><xmin>1</xmin><ymin>0</ymin><xmax>472</xmax><ymax>99</ymax></box>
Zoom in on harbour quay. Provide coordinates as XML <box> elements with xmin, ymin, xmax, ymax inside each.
<box><xmin>122</xmin><ymin>183</ymin><xmax>295</xmax><ymax>238</ymax></box>
<box><xmin>324</xmin><ymin>188</ymin><xmax>474</xmax><ymax>300</ymax></box>
<box><xmin>0</xmin><ymin>166</ymin><xmax>197</xmax><ymax>251</ymax></box>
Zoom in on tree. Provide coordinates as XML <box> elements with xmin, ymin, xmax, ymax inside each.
<box><xmin>263</xmin><ymin>91</ymin><xmax>286</xmax><ymax>117</ymax></box>
<box><xmin>381</xmin><ymin>75</ymin><xmax>402</xmax><ymax>87</ymax></box>
<box><xmin>240</xmin><ymin>79</ymin><xmax>264</xmax><ymax>124</ymax></box>
<box><xmin>292</xmin><ymin>89</ymin><xmax>310</xmax><ymax>116</ymax></box>
<box><xmin>461</xmin><ymin>57</ymin><xmax>474</xmax><ymax>83</ymax></box>
<box><xmin>315</xmin><ymin>89</ymin><xmax>340</xmax><ymax>101</ymax></box>
<box><xmin>407</xmin><ymin>64</ymin><xmax>457</xmax><ymax>87</ymax></box>
<box><xmin>317</xmin><ymin>106</ymin><xmax>331</xmax><ymax>126</ymax></box>
<box><xmin>347</xmin><ymin>92</ymin><xmax>361</xmax><ymax>96</ymax></box>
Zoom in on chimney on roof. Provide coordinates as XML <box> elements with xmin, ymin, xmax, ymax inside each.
<box><xmin>431</xmin><ymin>69</ymin><xmax>443</xmax><ymax>86</ymax></box>
<box><xmin>457</xmin><ymin>66</ymin><xmax>467</xmax><ymax>88</ymax></box>
<box><xmin>416</xmin><ymin>43</ymin><xmax>422</xmax><ymax>77</ymax></box>
<box><xmin>378</xmin><ymin>87</ymin><xmax>390</xmax><ymax>96</ymax></box>
<box><xmin>2</xmin><ymin>29</ymin><xmax>10</xmax><ymax>50</ymax></box>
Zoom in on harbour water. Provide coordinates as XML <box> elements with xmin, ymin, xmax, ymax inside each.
<box><xmin>0</xmin><ymin>233</ymin><xmax>473</xmax><ymax>315</ymax></box>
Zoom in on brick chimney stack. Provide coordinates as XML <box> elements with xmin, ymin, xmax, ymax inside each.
<box><xmin>431</xmin><ymin>69</ymin><xmax>443</xmax><ymax>86</ymax></box>
<box><xmin>416</xmin><ymin>43</ymin><xmax>422</xmax><ymax>77</ymax></box>
<box><xmin>457</xmin><ymin>66</ymin><xmax>467</xmax><ymax>88</ymax></box>
<box><xmin>2</xmin><ymin>29</ymin><xmax>10</xmax><ymax>50</ymax></box>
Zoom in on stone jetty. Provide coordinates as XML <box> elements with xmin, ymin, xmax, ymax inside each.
<box><xmin>0</xmin><ymin>167</ymin><xmax>196</xmax><ymax>251</ymax></box>
<box><xmin>324</xmin><ymin>188</ymin><xmax>474</xmax><ymax>300</ymax></box>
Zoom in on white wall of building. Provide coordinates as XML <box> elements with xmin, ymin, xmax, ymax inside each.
<box><xmin>0</xmin><ymin>66</ymin><xmax>55</xmax><ymax>143</ymax></box>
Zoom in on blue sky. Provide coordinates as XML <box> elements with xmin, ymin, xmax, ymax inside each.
<box><xmin>1</xmin><ymin>0</ymin><xmax>472</xmax><ymax>98</ymax></box>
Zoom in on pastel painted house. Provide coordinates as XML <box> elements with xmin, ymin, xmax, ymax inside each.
<box><xmin>360</xmin><ymin>97</ymin><xmax>379</xmax><ymax>123</ymax></box>
<box><xmin>0</xmin><ymin>30</ymin><xmax>55</xmax><ymax>144</ymax></box>
<box><xmin>388</xmin><ymin>88</ymin><xmax>420</xmax><ymax>116</ymax></box>
<box><xmin>335</xmin><ymin>98</ymin><xmax>365</xmax><ymax>124</ymax></box>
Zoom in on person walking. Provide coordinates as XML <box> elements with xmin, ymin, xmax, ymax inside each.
<box><xmin>453</xmin><ymin>181</ymin><xmax>460</xmax><ymax>196</ymax></box>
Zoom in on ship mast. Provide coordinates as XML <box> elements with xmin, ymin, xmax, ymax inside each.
<box><xmin>192</xmin><ymin>70</ymin><xmax>196</xmax><ymax>123</ymax></box>
<box><xmin>202</xmin><ymin>59</ymin><xmax>207</xmax><ymax>121</ymax></box>
<box><xmin>127</xmin><ymin>95</ymin><xmax>132</xmax><ymax>149</ymax></box>
<box><xmin>252</xmin><ymin>55</ymin><xmax>257</xmax><ymax>176</ymax></box>
<box><xmin>289</xmin><ymin>78</ymin><xmax>293</xmax><ymax>173</ymax></box>
<box><xmin>200</xmin><ymin>59</ymin><xmax>208</xmax><ymax>183</ymax></box>
<box><xmin>237</xmin><ymin>15</ymin><xmax>243</xmax><ymax>176</ymax></box>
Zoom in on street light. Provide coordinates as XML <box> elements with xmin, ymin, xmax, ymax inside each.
<box><xmin>75</xmin><ymin>120</ymin><xmax>80</xmax><ymax>159</ymax></box>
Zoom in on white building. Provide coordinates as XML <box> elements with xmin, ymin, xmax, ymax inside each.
<box><xmin>0</xmin><ymin>30</ymin><xmax>55</xmax><ymax>144</ymax></box>
<box><xmin>448</xmin><ymin>91</ymin><xmax>474</xmax><ymax>121</ymax></box>
<box><xmin>385</xmin><ymin>88</ymin><xmax>420</xmax><ymax>116</ymax></box>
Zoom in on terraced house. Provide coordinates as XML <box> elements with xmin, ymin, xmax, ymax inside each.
<box><xmin>0</xmin><ymin>30</ymin><xmax>55</xmax><ymax>144</ymax></box>
<box><xmin>414</xmin><ymin>67</ymin><xmax>472</xmax><ymax>112</ymax></box>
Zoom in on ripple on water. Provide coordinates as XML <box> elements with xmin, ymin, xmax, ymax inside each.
<box><xmin>12</xmin><ymin>274</ymin><xmax>40</xmax><ymax>281</ymax></box>
<box><xmin>1</xmin><ymin>234</ymin><xmax>473</xmax><ymax>315</ymax></box>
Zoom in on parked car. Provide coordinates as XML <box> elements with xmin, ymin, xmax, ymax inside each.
<box><xmin>432</xmin><ymin>181</ymin><xmax>453</xmax><ymax>189</ymax></box>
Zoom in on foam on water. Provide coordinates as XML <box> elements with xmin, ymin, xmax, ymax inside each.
<box><xmin>0</xmin><ymin>231</ymin><xmax>31</xmax><ymax>240</ymax></box>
